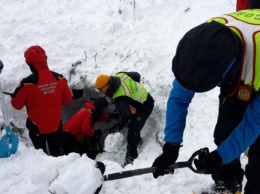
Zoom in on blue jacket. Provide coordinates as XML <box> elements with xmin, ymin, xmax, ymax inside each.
<box><xmin>165</xmin><ymin>79</ymin><xmax>260</xmax><ymax>164</ymax></box>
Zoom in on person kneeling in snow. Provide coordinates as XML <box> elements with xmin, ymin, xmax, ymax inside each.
<box><xmin>11</xmin><ymin>45</ymin><xmax>72</xmax><ymax>157</ymax></box>
<box><xmin>62</xmin><ymin>97</ymin><xmax>119</xmax><ymax>159</ymax></box>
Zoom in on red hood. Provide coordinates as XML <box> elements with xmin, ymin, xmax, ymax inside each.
<box><xmin>24</xmin><ymin>45</ymin><xmax>49</xmax><ymax>71</ymax></box>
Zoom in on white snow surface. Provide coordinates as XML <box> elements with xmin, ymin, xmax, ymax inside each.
<box><xmin>0</xmin><ymin>0</ymin><xmax>248</xmax><ymax>194</ymax></box>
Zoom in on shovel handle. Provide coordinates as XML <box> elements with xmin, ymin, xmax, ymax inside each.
<box><xmin>3</xmin><ymin>92</ymin><xmax>12</xmax><ymax>96</ymax></box>
<box><xmin>0</xmin><ymin>60</ymin><xmax>3</xmax><ymax>73</ymax></box>
<box><xmin>103</xmin><ymin>166</ymin><xmax>156</xmax><ymax>181</ymax></box>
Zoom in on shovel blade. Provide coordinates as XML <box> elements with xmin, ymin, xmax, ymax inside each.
<box><xmin>0</xmin><ymin>131</ymin><xmax>19</xmax><ymax>158</ymax></box>
<box><xmin>0</xmin><ymin>134</ymin><xmax>10</xmax><ymax>157</ymax></box>
<box><xmin>10</xmin><ymin>131</ymin><xmax>19</xmax><ymax>153</ymax></box>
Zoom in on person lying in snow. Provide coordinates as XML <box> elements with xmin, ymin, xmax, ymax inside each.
<box><xmin>62</xmin><ymin>97</ymin><xmax>119</xmax><ymax>159</ymax></box>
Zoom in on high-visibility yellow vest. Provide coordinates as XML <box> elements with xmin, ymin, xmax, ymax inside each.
<box><xmin>112</xmin><ymin>73</ymin><xmax>148</xmax><ymax>103</ymax></box>
<box><xmin>208</xmin><ymin>9</ymin><xmax>260</xmax><ymax>91</ymax></box>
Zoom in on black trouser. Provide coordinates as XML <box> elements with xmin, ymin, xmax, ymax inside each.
<box><xmin>213</xmin><ymin>91</ymin><xmax>250</xmax><ymax>190</ymax></box>
<box><xmin>127</xmin><ymin>94</ymin><xmax>154</xmax><ymax>157</ymax></box>
<box><xmin>78</xmin><ymin>135</ymin><xmax>103</xmax><ymax>159</ymax></box>
<box><xmin>63</xmin><ymin>131</ymin><xmax>102</xmax><ymax>159</ymax></box>
<box><xmin>245</xmin><ymin>135</ymin><xmax>260</xmax><ymax>194</ymax></box>
<box><xmin>214</xmin><ymin>94</ymin><xmax>249</xmax><ymax>146</ymax></box>
<box><xmin>27</xmin><ymin>118</ymin><xmax>64</xmax><ymax>157</ymax></box>
<box><xmin>62</xmin><ymin>131</ymin><xmax>80</xmax><ymax>155</ymax></box>
<box><xmin>250</xmin><ymin>0</ymin><xmax>260</xmax><ymax>8</ymax></box>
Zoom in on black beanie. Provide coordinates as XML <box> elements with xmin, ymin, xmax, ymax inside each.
<box><xmin>172</xmin><ymin>21</ymin><xmax>241</xmax><ymax>92</ymax></box>
<box><xmin>93</xmin><ymin>97</ymin><xmax>108</xmax><ymax>113</ymax></box>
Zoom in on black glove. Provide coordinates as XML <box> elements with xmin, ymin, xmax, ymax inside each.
<box><xmin>108</xmin><ymin>113</ymin><xmax>120</xmax><ymax>119</ymax></box>
<box><xmin>194</xmin><ymin>148</ymin><xmax>222</xmax><ymax>174</ymax></box>
<box><xmin>95</xmin><ymin>161</ymin><xmax>105</xmax><ymax>194</ymax></box>
<box><xmin>94</xmin><ymin>129</ymin><xmax>102</xmax><ymax>138</ymax></box>
<box><xmin>71</xmin><ymin>89</ymin><xmax>83</xmax><ymax>99</ymax></box>
<box><xmin>152</xmin><ymin>143</ymin><xmax>180</xmax><ymax>178</ymax></box>
<box><xmin>194</xmin><ymin>148</ymin><xmax>244</xmax><ymax>191</ymax></box>
<box><xmin>212</xmin><ymin>159</ymin><xmax>244</xmax><ymax>191</ymax></box>
<box><xmin>96</xmin><ymin>161</ymin><xmax>106</xmax><ymax>175</ymax></box>
<box><xmin>108</xmin><ymin>124</ymin><xmax>121</xmax><ymax>134</ymax></box>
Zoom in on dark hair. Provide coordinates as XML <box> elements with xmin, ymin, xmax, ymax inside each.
<box><xmin>93</xmin><ymin>97</ymin><xmax>108</xmax><ymax>113</ymax></box>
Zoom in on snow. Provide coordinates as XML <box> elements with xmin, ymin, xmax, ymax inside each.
<box><xmin>0</xmin><ymin>0</ymin><xmax>248</xmax><ymax>194</ymax></box>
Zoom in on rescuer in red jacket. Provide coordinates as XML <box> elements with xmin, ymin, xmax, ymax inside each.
<box><xmin>11</xmin><ymin>45</ymin><xmax>72</xmax><ymax>157</ymax></box>
<box><xmin>62</xmin><ymin>97</ymin><xmax>118</xmax><ymax>159</ymax></box>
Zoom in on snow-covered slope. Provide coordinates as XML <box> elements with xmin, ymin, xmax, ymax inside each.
<box><xmin>0</xmin><ymin>0</ymin><xmax>248</xmax><ymax>194</ymax></box>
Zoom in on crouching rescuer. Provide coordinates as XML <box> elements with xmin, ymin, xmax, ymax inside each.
<box><xmin>152</xmin><ymin>9</ymin><xmax>260</xmax><ymax>194</ymax></box>
<box><xmin>95</xmin><ymin>72</ymin><xmax>154</xmax><ymax>166</ymax></box>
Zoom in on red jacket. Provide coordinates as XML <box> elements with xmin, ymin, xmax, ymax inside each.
<box><xmin>63</xmin><ymin>102</ymin><xmax>109</xmax><ymax>141</ymax></box>
<box><xmin>11</xmin><ymin>46</ymin><xmax>72</xmax><ymax>134</ymax></box>
<box><xmin>236</xmin><ymin>0</ymin><xmax>249</xmax><ymax>10</ymax></box>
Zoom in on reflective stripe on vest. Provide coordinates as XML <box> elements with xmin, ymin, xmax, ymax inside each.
<box><xmin>208</xmin><ymin>10</ymin><xmax>260</xmax><ymax>91</ymax></box>
<box><xmin>112</xmin><ymin>73</ymin><xmax>148</xmax><ymax>103</ymax></box>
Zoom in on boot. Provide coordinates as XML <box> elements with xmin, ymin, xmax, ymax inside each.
<box><xmin>123</xmin><ymin>152</ymin><xmax>138</xmax><ymax>166</ymax></box>
<box><xmin>137</xmin><ymin>138</ymin><xmax>143</xmax><ymax>149</ymax></box>
<box><xmin>212</xmin><ymin>180</ymin><xmax>242</xmax><ymax>194</ymax></box>
<box><xmin>212</xmin><ymin>159</ymin><xmax>244</xmax><ymax>194</ymax></box>
<box><xmin>123</xmin><ymin>145</ymin><xmax>138</xmax><ymax>166</ymax></box>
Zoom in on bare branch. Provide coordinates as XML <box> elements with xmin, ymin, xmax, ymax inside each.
<box><xmin>133</xmin><ymin>0</ymin><xmax>136</xmax><ymax>21</ymax></box>
<box><xmin>120</xmin><ymin>48</ymin><xmax>137</xmax><ymax>63</ymax></box>
<box><xmin>84</xmin><ymin>50</ymin><xmax>87</xmax><ymax>61</ymax></box>
<box><xmin>91</xmin><ymin>53</ymin><xmax>98</xmax><ymax>68</ymax></box>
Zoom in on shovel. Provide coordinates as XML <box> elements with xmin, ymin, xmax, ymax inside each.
<box><xmin>103</xmin><ymin>149</ymin><xmax>206</xmax><ymax>181</ymax></box>
<box><xmin>94</xmin><ymin>143</ymin><xmax>207</xmax><ymax>194</ymax></box>
<box><xmin>0</xmin><ymin>60</ymin><xmax>19</xmax><ymax>158</ymax></box>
